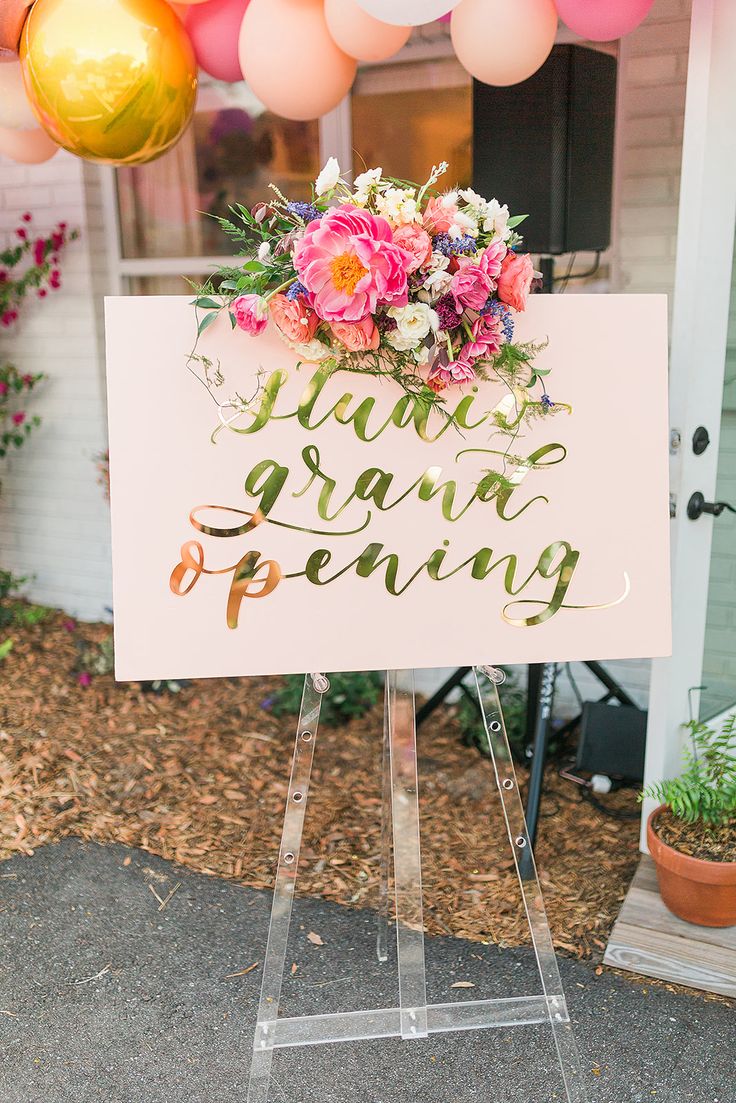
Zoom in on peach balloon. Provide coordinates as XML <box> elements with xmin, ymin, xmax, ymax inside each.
<box><xmin>0</xmin><ymin>60</ymin><xmax>37</xmax><ymax>129</ymax></box>
<box><xmin>239</xmin><ymin>0</ymin><xmax>356</xmax><ymax>120</ymax></box>
<box><xmin>0</xmin><ymin>0</ymin><xmax>34</xmax><ymax>59</ymax></box>
<box><xmin>0</xmin><ymin>124</ymin><xmax>58</xmax><ymax>163</ymax></box>
<box><xmin>324</xmin><ymin>0</ymin><xmax>410</xmax><ymax>62</ymax></box>
<box><xmin>451</xmin><ymin>0</ymin><xmax>557</xmax><ymax>86</ymax></box>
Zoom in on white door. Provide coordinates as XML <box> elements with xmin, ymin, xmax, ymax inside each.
<box><xmin>644</xmin><ymin>0</ymin><xmax>736</xmax><ymax>844</ymax></box>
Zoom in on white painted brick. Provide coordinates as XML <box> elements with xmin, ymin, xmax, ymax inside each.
<box><xmin>626</xmin><ymin>54</ymin><xmax>679</xmax><ymax>85</ymax></box>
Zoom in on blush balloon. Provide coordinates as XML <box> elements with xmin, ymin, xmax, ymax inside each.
<box><xmin>0</xmin><ymin>0</ymin><xmax>33</xmax><ymax>59</ymax></box>
<box><xmin>0</xmin><ymin>60</ymin><xmax>37</xmax><ymax>129</ymax></box>
<box><xmin>186</xmin><ymin>0</ymin><xmax>249</xmax><ymax>82</ymax></box>
<box><xmin>354</xmin><ymin>0</ymin><xmax>460</xmax><ymax>26</ymax></box>
<box><xmin>239</xmin><ymin>0</ymin><xmax>357</xmax><ymax>120</ymax></box>
<box><xmin>324</xmin><ymin>0</ymin><xmax>410</xmax><ymax>62</ymax></box>
<box><xmin>554</xmin><ymin>0</ymin><xmax>654</xmax><ymax>42</ymax></box>
<box><xmin>0</xmin><ymin>124</ymin><xmax>59</xmax><ymax>163</ymax></box>
<box><xmin>452</xmin><ymin>0</ymin><xmax>558</xmax><ymax>86</ymax></box>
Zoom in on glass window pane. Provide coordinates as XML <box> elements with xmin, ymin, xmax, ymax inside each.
<box><xmin>351</xmin><ymin>58</ymin><xmax>472</xmax><ymax>188</ymax></box>
<box><xmin>117</xmin><ymin>80</ymin><xmax>320</xmax><ymax>260</ymax></box>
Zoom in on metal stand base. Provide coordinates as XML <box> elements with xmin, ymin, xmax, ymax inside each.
<box><xmin>247</xmin><ymin>668</ymin><xmax>588</xmax><ymax>1102</ymax></box>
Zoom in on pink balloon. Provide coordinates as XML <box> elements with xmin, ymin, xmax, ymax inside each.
<box><xmin>554</xmin><ymin>0</ymin><xmax>653</xmax><ymax>42</ymax></box>
<box><xmin>438</xmin><ymin>11</ymin><xmax>451</xmax><ymax>20</ymax></box>
<box><xmin>452</xmin><ymin>0</ymin><xmax>557</xmax><ymax>87</ymax></box>
<box><xmin>239</xmin><ymin>0</ymin><xmax>357</xmax><ymax>120</ymax></box>
<box><xmin>324</xmin><ymin>0</ymin><xmax>410</xmax><ymax>62</ymax></box>
<box><xmin>185</xmin><ymin>0</ymin><xmax>249</xmax><ymax>82</ymax></box>
<box><xmin>0</xmin><ymin>124</ymin><xmax>59</xmax><ymax>163</ymax></box>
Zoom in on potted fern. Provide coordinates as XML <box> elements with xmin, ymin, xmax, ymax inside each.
<box><xmin>642</xmin><ymin>714</ymin><xmax>736</xmax><ymax>927</ymax></box>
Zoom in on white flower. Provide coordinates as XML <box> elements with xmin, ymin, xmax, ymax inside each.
<box><xmin>258</xmin><ymin>241</ymin><xmax>271</xmax><ymax>262</ymax></box>
<box><xmin>459</xmin><ymin>187</ymin><xmax>487</xmax><ymax>211</ymax></box>
<box><xmin>376</xmin><ymin>186</ymin><xmax>419</xmax><ymax>226</ymax></box>
<box><xmin>386</xmin><ymin>302</ymin><xmax>438</xmax><ymax>350</ymax></box>
<box><xmin>293</xmin><ymin>337</ymin><xmax>332</xmax><ymax>362</ymax></box>
<box><xmin>315</xmin><ymin>157</ymin><xmax>341</xmax><ymax>196</ymax></box>
<box><xmin>413</xmin><ymin>344</ymin><xmax>431</xmax><ymax>366</ymax></box>
<box><xmin>422</xmin><ymin>269</ymin><xmax>453</xmax><ymax>300</ymax></box>
<box><xmin>483</xmin><ymin>198</ymin><xmax>511</xmax><ymax>241</ymax></box>
<box><xmin>352</xmin><ymin>167</ymin><xmax>382</xmax><ymax>203</ymax></box>
<box><xmin>448</xmin><ymin>209</ymin><xmax>479</xmax><ymax>239</ymax></box>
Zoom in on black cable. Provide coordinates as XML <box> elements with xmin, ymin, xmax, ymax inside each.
<box><xmin>553</xmin><ymin>251</ymin><xmax>602</xmax><ymax>291</ymax></box>
<box><xmin>581</xmin><ymin>787</ymin><xmax>641</xmax><ymax>821</ymax></box>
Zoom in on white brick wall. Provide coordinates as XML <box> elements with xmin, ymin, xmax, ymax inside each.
<box><xmin>0</xmin><ymin>150</ymin><xmax>112</xmax><ymax>620</ymax></box>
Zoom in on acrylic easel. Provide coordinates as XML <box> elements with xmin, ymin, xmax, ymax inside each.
<box><xmin>247</xmin><ymin>668</ymin><xmax>587</xmax><ymax>1103</ymax></box>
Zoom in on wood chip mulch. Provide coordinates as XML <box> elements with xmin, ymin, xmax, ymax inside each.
<box><xmin>0</xmin><ymin>610</ymin><xmax>644</xmax><ymax>960</ymax></box>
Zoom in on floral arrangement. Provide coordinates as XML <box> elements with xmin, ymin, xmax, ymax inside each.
<box><xmin>193</xmin><ymin>159</ymin><xmax>554</xmax><ymax>424</ymax></box>
<box><xmin>1</xmin><ymin>212</ymin><xmax>77</xmax><ymax>327</ymax></box>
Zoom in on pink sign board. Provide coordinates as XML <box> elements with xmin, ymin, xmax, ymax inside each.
<box><xmin>105</xmin><ymin>294</ymin><xmax>671</xmax><ymax>680</ymax></box>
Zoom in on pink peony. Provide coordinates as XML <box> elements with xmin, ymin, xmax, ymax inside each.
<box><xmin>423</xmin><ymin>193</ymin><xmax>460</xmax><ymax>235</ymax></box>
<box><xmin>293</xmin><ymin>205</ymin><xmax>411</xmax><ymax>323</ymax></box>
<box><xmin>428</xmin><ymin>357</ymin><xmax>476</xmax><ymax>391</ymax></box>
<box><xmin>392</xmin><ymin>224</ymin><xmax>433</xmax><ymax>274</ymax></box>
<box><xmin>461</xmin><ymin>313</ymin><xmax>504</xmax><ymax>361</ymax></box>
<box><xmin>331</xmin><ymin>316</ymin><xmax>380</xmax><ymax>352</ymax></box>
<box><xmin>479</xmin><ymin>239</ymin><xmax>507</xmax><ymax>281</ymax></box>
<box><xmin>232</xmin><ymin>294</ymin><xmax>268</xmax><ymax>335</ymax></box>
<box><xmin>269</xmin><ymin>293</ymin><xmax>318</xmax><ymax>344</ymax></box>
<box><xmin>450</xmin><ymin>262</ymin><xmax>492</xmax><ymax>312</ymax></box>
<box><xmin>497</xmin><ymin>252</ymin><xmax>534</xmax><ymax>313</ymax></box>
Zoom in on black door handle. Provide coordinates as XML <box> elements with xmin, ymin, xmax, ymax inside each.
<box><xmin>687</xmin><ymin>491</ymin><xmax>736</xmax><ymax>519</ymax></box>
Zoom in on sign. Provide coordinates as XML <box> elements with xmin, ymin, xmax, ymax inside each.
<box><xmin>105</xmin><ymin>294</ymin><xmax>671</xmax><ymax>679</ymax></box>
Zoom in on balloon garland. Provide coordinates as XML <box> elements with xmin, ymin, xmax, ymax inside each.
<box><xmin>0</xmin><ymin>0</ymin><xmax>655</xmax><ymax>165</ymax></box>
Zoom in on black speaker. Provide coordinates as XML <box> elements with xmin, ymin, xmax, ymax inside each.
<box><xmin>473</xmin><ymin>45</ymin><xmax>617</xmax><ymax>256</ymax></box>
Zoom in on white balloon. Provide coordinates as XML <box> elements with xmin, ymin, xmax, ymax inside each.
<box><xmin>0</xmin><ymin>61</ymin><xmax>37</xmax><ymax>130</ymax></box>
<box><xmin>354</xmin><ymin>0</ymin><xmax>460</xmax><ymax>27</ymax></box>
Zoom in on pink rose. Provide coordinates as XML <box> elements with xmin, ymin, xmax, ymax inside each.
<box><xmin>232</xmin><ymin>294</ymin><xmax>268</xmax><ymax>336</ymax></box>
<box><xmin>391</xmin><ymin>224</ymin><xmax>433</xmax><ymax>274</ymax></box>
<box><xmin>331</xmin><ymin>316</ymin><xmax>380</xmax><ymax>352</ymax></box>
<box><xmin>423</xmin><ymin>193</ymin><xmax>460</xmax><ymax>235</ymax></box>
<box><xmin>461</xmin><ymin>313</ymin><xmax>503</xmax><ymax>360</ymax></box>
<box><xmin>293</xmin><ymin>205</ymin><xmax>411</xmax><ymax>323</ymax></box>
<box><xmin>428</xmin><ymin>357</ymin><xmax>476</xmax><ymax>391</ymax></box>
<box><xmin>269</xmin><ymin>293</ymin><xmax>319</xmax><ymax>344</ymax></box>
<box><xmin>497</xmin><ymin>252</ymin><xmax>534</xmax><ymax>313</ymax></box>
<box><xmin>450</xmin><ymin>262</ymin><xmax>492</xmax><ymax>312</ymax></box>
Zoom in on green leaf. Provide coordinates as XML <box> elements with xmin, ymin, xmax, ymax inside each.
<box><xmin>507</xmin><ymin>214</ymin><xmax>529</xmax><ymax>229</ymax></box>
<box><xmin>192</xmin><ymin>296</ymin><xmax>220</xmax><ymax>310</ymax></box>
<box><xmin>197</xmin><ymin>311</ymin><xmax>219</xmax><ymax>337</ymax></box>
<box><xmin>242</xmin><ymin>260</ymin><xmax>265</xmax><ymax>272</ymax></box>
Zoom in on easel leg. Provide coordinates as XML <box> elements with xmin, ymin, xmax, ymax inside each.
<box><xmin>387</xmin><ymin>669</ymin><xmax>428</xmax><ymax>1040</ymax></box>
<box><xmin>376</xmin><ymin>676</ymin><xmax>391</xmax><ymax>964</ymax></box>
<box><xmin>247</xmin><ymin>674</ymin><xmax>328</xmax><ymax>1103</ymax></box>
<box><xmin>474</xmin><ymin>666</ymin><xmax>587</xmax><ymax>1103</ymax></box>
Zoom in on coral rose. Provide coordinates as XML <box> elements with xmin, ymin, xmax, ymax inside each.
<box><xmin>331</xmin><ymin>316</ymin><xmax>380</xmax><ymax>352</ymax></box>
<box><xmin>392</xmin><ymin>224</ymin><xmax>433</xmax><ymax>274</ymax></box>
<box><xmin>232</xmin><ymin>294</ymin><xmax>268</xmax><ymax>336</ymax></box>
<box><xmin>293</xmin><ymin>205</ymin><xmax>412</xmax><ymax>323</ymax></box>
<box><xmin>269</xmin><ymin>293</ymin><xmax>318</xmax><ymax>344</ymax></box>
<box><xmin>497</xmin><ymin>252</ymin><xmax>534</xmax><ymax>313</ymax></box>
<box><xmin>423</xmin><ymin>192</ymin><xmax>459</xmax><ymax>235</ymax></box>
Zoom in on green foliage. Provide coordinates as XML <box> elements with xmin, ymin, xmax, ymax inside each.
<box><xmin>265</xmin><ymin>671</ymin><xmax>382</xmax><ymax>727</ymax></box>
<box><xmin>0</xmin><ymin>364</ymin><xmax>43</xmax><ymax>460</ymax></box>
<box><xmin>0</xmin><ymin>638</ymin><xmax>13</xmax><ymax>661</ymax></box>
<box><xmin>455</xmin><ymin>668</ymin><xmax>528</xmax><ymax>762</ymax></box>
<box><xmin>77</xmin><ymin>634</ymin><xmax>115</xmax><ymax>677</ymax></box>
<box><xmin>642</xmin><ymin>714</ymin><xmax>736</xmax><ymax>827</ymax></box>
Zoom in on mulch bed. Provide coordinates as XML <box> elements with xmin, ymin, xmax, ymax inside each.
<box><xmin>0</xmin><ymin>609</ymin><xmax>644</xmax><ymax>961</ymax></box>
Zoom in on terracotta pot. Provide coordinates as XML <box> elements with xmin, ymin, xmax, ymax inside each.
<box><xmin>0</xmin><ymin>0</ymin><xmax>34</xmax><ymax>59</ymax></box>
<box><xmin>647</xmin><ymin>805</ymin><xmax>736</xmax><ymax>928</ymax></box>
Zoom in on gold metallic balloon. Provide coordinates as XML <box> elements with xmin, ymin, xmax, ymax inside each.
<box><xmin>19</xmin><ymin>0</ymin><xmax>198</xmax><ymax>165</ymax></box>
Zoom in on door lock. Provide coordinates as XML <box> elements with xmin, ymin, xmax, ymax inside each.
<box><xmin>687</xmin><ymin>491</ymin><xmax>736</xmax><ymax>520</ymax></box>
